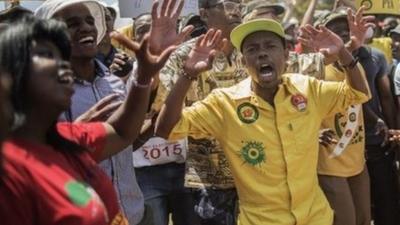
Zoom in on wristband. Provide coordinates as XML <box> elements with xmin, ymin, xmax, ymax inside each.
<box><xmin>340</xmin><ymin>57</ymin><xmax>359</xmax><ymax>70</ymax></box>
<box><xmin>133</xmin><ymin>79</ymin><xmax>152</xmax><ymax>88</ymax></box>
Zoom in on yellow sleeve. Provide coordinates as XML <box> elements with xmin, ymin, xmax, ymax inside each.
<box><xmin>168</xmin><ymin>90</ymin><xmax>224</xmax><ymax>141</ymax></box>
<box><xmin>311</xmin><ymin>64</ymin><xmax>371</xmax><ymax>118</ymax></box>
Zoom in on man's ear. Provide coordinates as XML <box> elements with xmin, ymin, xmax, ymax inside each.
<box><xmin>284</xmin><ymin>48</ymin><xmax>289</xmax><ymax>62</ymax></box>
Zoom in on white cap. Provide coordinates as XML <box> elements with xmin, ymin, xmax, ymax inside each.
<box><xmin>35</xmin><ymin>0</ymin><xmax>106</xmax><ymax>44</ymax></box>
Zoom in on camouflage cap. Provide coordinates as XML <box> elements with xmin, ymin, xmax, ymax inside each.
<box><xmin>314</xmin><ymin>7</ymin><xmax>348</xmax><ymax>27</ymax></box>
<box><xmin>242</xmin><ymin>0</ymin><xmax>285</xmax><ymax>18</ymax></box>
<box><xmin>198</xmin><ymin>0</ymin><xmax>222</xmax><ymax>8</ymax></box>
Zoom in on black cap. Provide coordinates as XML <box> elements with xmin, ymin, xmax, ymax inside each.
<box><xmin>0</xmin><ymin>5</ymin><xmax>32</xmax><ymax>23</ymax></box>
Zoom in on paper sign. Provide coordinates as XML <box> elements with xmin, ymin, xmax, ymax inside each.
<box><xmin>119</xmin><ymin>0</ymin><xmax>199</xmax><ymax>18</ymax></box>
<box><xmin>356</xmin><ymin>0</ymin><xmax>400</xmax><ymax>15</ymax></box>
<box><xmin>132</xmin><ymin>137</ymin><xmax>188</xmax><ymax>167</ymax></box>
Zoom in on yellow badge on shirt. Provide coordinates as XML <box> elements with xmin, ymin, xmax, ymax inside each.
<box><xmin>237</xmin><ymin>103</ymin><xmax>259</xmax><ymax>124</ymax></box>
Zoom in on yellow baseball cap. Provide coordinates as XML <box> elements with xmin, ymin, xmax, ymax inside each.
<box><xmin>230</xmin><ymin>19</ymin><xmax>285</xmax><ymax>51</ymax></box>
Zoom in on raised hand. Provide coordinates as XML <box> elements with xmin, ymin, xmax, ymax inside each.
<box><xmin>111</xmin><ymin>32</ymin><xmax>176</xmax><ymax>84</ymax></box>
<box><xmin>299</xmin><ymin>25</ymin><xmax>344</xmax><ymax>59</ymax></box>
<box><xmin>75</xmin><ymin>94</ymin><xmax>123</xmax><ymax>122</ymax></box>
<box><xmin>346</xmin><ymin>6</ymin><xmax>375</xmax><ymax>51</ymax></box>
<box><xmin>183</xmin><ymin>29</ymin><xmax>227</xmax><ymax>77</ymax></box>
<box><xmin>149</xmin><ymin>0</ymin><xmax>194</xmax><ymax>54</ymax></box>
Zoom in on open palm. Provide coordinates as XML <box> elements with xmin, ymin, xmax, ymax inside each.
<box><xmin>347</xmin><ymin>6</ymin><xmax>375</xmax><ymax>51</ymax></box>
<box><xmin>299</xmin><ymin>25</ymin><xmax>344</xmax><ymax>59</ymax></box>
<box><xmin>112</xmin><ymin>32</ymin><xmax>176</xmax><ymax>84</ymax></box>
<box><xmin>149</xmin><ymin>0</ymin><xmax>193</xmax><ymax>54</ymax></box>
<box><xmin>183</xmin><ymin>29</ymin><xmax>227</xmax><ymax>77</ymax></box>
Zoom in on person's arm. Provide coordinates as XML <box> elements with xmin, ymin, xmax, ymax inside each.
<box><xmin>323</xmin><ymin>6</ymin><xmax>375</xmax><ymax>65</ymax></box>
<box><xmin>97</xmin><ymin>0</ymin><xmax>191</xmax><ymax>161</ymax></box>
<box><xmin>346</xmin><ymin>6</ymin><xmax>375</xmax><ymax>52</ymax></box>
<box><xmin>377</xmin><ymin>75</ymin><xmax>396</xmax><ymax>129</ymax></box>
<box><xmin>299</xmin><ymin>25</ymin><xmax>369</xmax><ymax>96</ymax></box>
<box><xmin>300</xmin><ymin>0</ymin><xmax>318</xmax><ymax>27</ymax></box>
<box><xmin>363</xmin><ymin>104</ymin><xmax>389</xmax><ymax>144</ymax></box>
<box><xmin>155</xmin><ymin>29</ymin><xmax>226</xmax><ymax>138</ymax></box>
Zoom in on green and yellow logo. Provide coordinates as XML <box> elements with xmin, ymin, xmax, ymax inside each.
<box><xmin>237</xmin><ymin>103</ymin><xmax>259</xmax><ymax>124</ymax></box>
<box><xmin>240</xmin><ymin>141</ymin><xmax>266</xmax><ymax>166</ymax></box>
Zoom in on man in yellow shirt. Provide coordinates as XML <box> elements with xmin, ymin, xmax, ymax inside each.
<box><xmin>155</xmin><ymin>19</ymin><xmax>371</xmax><ymax>225</ymax></box>
<box><xmin>313</xmin><ymin>8</ymin><xmax>374</xmax><ymax>225</ymax></box>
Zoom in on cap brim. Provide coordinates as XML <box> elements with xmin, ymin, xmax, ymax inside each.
<box><xmin>230</xmin><ymin>19</ymin><xmax>285</xmax><ymax>51</ymax></box>
<box><xmin>269</xmin><ymin>4</ymin><xmax>285</xmax><ymax>15</ymax></box>
<box><xmin>325</xmin><ymin>14</ymin><xmax>347</xmax><ymax>26</ymax></box>
<box><xmin>390</xmin><ymin>29</ymin><xmax>400</xmax><ymax>35</ymax></box>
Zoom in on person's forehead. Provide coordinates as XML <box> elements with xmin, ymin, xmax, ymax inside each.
<box><xmin>243</xmin><ymin>31</ymin><xmax>281</xmax><ymax>45</ymax></box>
<box><xmin>31</xmin><ymin>39</ymin><xmax>61</xmax><ymax>55</ymax></box>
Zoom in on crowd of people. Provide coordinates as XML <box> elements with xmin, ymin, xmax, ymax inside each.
<box><xmin>0</xmin><ymin>0</ymin><xmax>400</xmax><ymax>225</ymax></box>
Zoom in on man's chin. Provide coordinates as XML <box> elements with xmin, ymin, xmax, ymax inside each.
<box><xmin>71</xmin><ymin>51</ymin><xmax>97</xmax><ymax>60</ymax></box>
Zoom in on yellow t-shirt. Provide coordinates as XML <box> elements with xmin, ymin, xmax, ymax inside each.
<box><xmin>112</xmin><ymin>24</ymin><xmax>135</xmax><ymax>56</ymax></box>
<box><xmin>318</xmin><ymin>64</ymin><xmax>366</xmax><ymax>177</ymax></box>
<box><xmin>169</xmin><ymin>74</ymin><xmax>370</xmax><ymax>225</ymax></box>
<box><xmin>369</xmin><ymin>37</ymin><xmax>393</xmax><ymax>65</ymax></box>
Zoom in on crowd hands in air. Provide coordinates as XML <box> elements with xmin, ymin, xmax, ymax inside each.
<box><xmin>1</xmin><ymin>0</ymin><xmax>400</xmax><ymax>225</ymax></box>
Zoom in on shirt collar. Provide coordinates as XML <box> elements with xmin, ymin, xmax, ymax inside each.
<box><xmin>228</xmin><ymin>74</ymin><xmax>306</xmax><ymax>111</ymax></box>
<box><xmin>230</xmin><ymin>74</ymin><xmax>301</xmax><ymax>100</ymax></box>
<box><xmin>73</xmin><ymin>59</ymin><xmax>111</xmax><ymax>85</ymax></box>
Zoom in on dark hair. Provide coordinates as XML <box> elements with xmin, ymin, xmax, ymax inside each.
<box><xmin>0</xmin><ymin>6</ymin><xmax>33</xmax><ymax>24</ymax></box>
<box><xmin>133</xmin><ymin>13</ymin><xmax>151</xmax><ymax>27</ymax></box>
<box><xmin>0</xmin><ymin>16</ymin><xmax>84</xmax><ymax>153</ymax></box>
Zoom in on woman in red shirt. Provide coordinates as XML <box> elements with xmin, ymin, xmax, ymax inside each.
<box><xmin>0</xmin><ymin>16</ymin><xmax>174</xmax><ymax>225</ymax></box>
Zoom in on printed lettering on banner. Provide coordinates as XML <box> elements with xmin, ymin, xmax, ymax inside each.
<box><xmin>356</xmin><ymin>0</ymin><xmax>400</xmax><ymax>15</ymax></box>
<box><xmin>133</xmin><ymin>137</ymin><xmax>188</xmax><ymax>167</ymax></box>
<box><xmin>118</xmin><ymin>0</ymin><xmax>199</xmax><ymax>18</ymax></box>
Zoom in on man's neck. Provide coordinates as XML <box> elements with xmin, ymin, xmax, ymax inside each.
<box><xmin>71</xmin><ymin>57</ymin><xmax>96</xmax><ymax>82</ymax></box>
<box><xmin>251</xmin><ymin>81</ymin><xmax>278</xmax><ymax>107</ymax></box>
<box><xmin>98</xmin><ymin>43</ymin><xmax>113</xmax><ymax>56</ymax></box>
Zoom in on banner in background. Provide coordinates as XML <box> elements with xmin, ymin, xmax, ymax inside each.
<box><xmin>356</xmin><ymin>0</ymin><xmax>400</xmax><ymax>15</ymax></box>
<box><xmin>118</xmin><ymin>0</ymin><xmax>198</xmax><ymax>18</ymax></box>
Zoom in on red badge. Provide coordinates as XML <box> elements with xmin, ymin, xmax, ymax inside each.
<box><xmin>345</xmin><ymin>129</ymin><xmax>353</xmax><ymax>137</ymax></box>
<box><xmin>291</xmin><ymin>94</ymin><xmax>307</xmax><ymax>112</ymax></box>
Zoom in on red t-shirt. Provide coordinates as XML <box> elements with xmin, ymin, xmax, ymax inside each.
<box><xmin>0</xmin><ymin>122</ymin><xmax>128</xmax><ymax>225</ymax></box>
